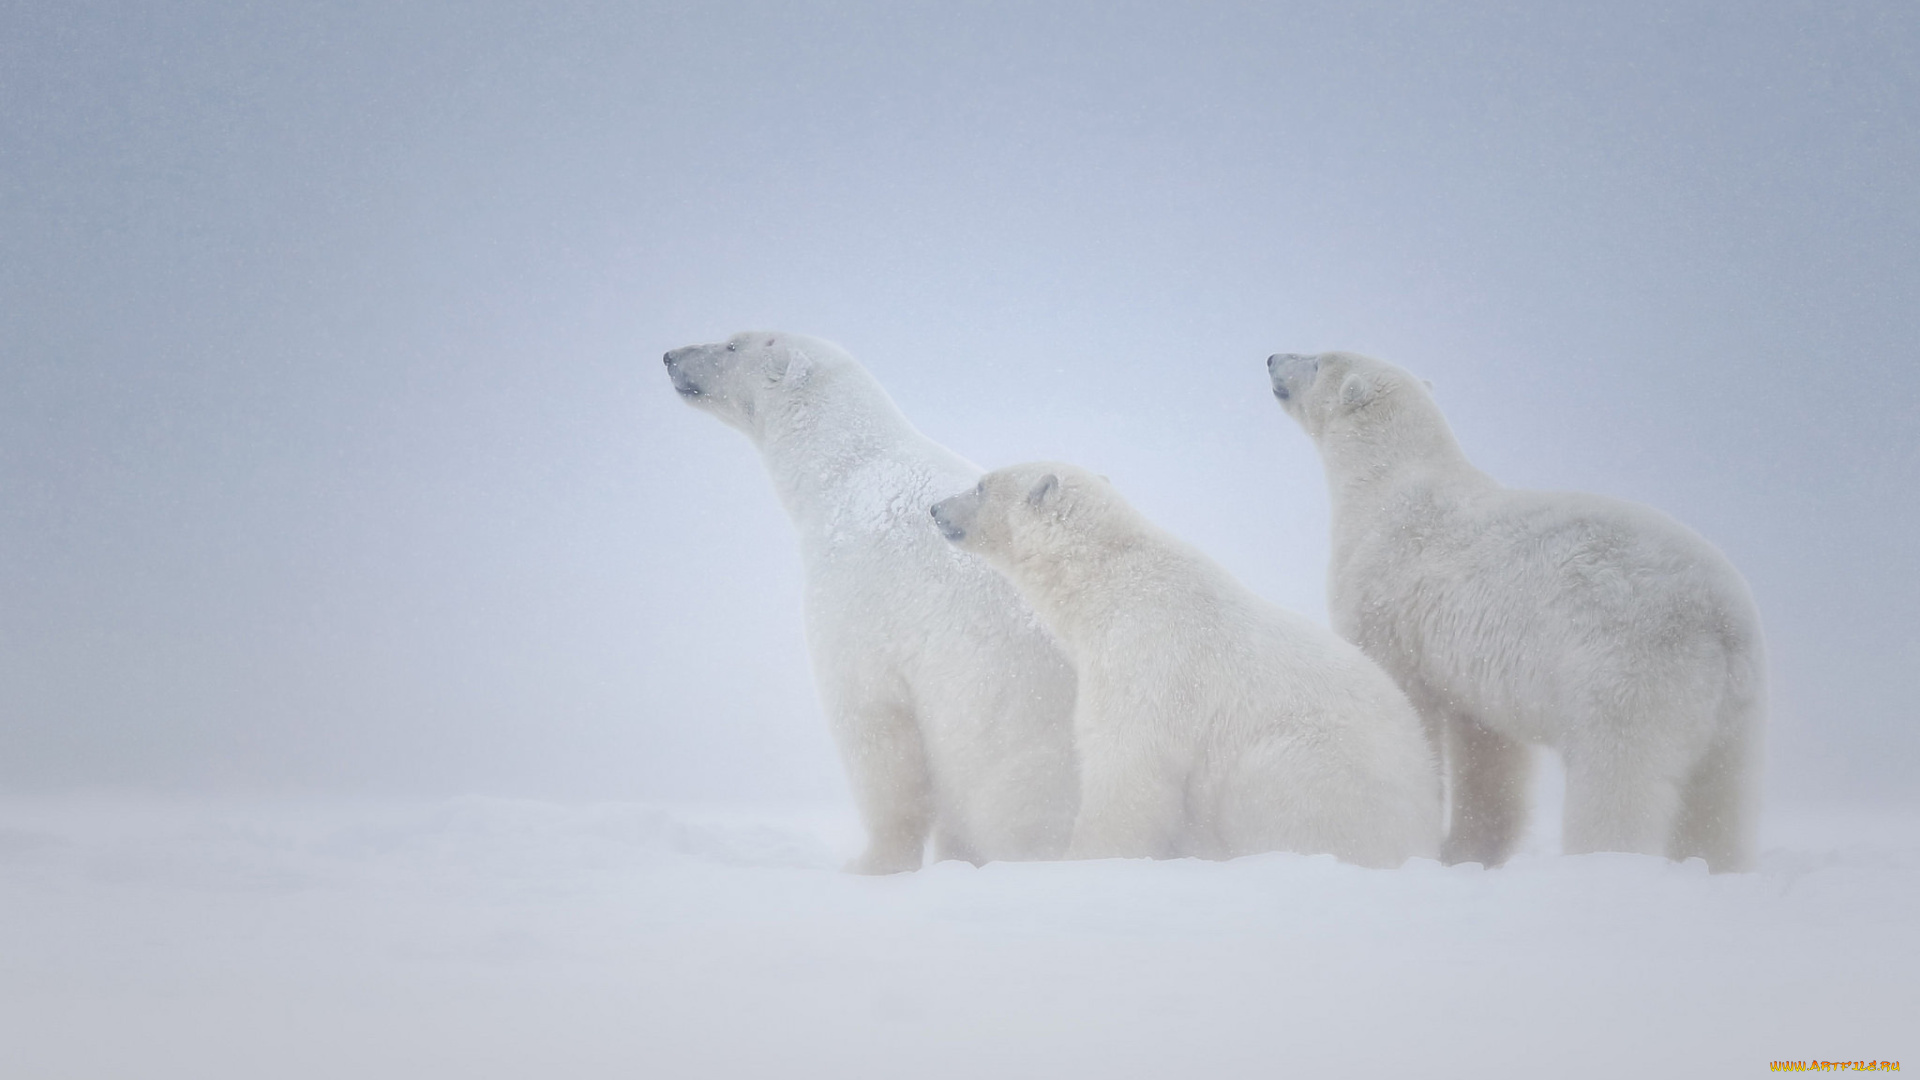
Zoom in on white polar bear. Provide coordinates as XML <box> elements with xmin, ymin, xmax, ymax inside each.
<box><xmin>930</xmin><ymin>463</ymin><xmax>1441</xmax><ymax>868</ymax></box>
<box><xmin>1268</xmin><ymin>351</ymin><xmax>1767</xmax><ymax>871</ymax></box>
<box><xmin>664</xmin><ymin>332</ymin><xmax>1078</xmax><ymax>873</ymax></box>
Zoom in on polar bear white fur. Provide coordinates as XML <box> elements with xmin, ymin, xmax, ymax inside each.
<box><xmin>665</xmin><ymin>332</ymin><xmax>1078</xmax><ymax>873</ymax></box>
<box><xmin>930</xmin><ymin>463</ymin><xmax>1441</xmax><ymax>868</ymax></box>
<box><xmin>1268</xmin><ymin>351</ymin><xmax>1767</xmax><ymax>871</ymax></box>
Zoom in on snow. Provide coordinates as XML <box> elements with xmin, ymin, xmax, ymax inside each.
<box><xmin>0</xmin><ymin>786</ymin><xmax>1913</xmax><ymax>1079</ymax></box>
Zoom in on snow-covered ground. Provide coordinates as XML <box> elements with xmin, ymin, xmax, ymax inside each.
<box><xmin>0</xmin><ymin>779</ymin><xmax>1912</xmax><ymax>1078</ymax></box>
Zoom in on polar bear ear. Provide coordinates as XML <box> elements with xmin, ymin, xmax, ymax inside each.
<box><xmin>1026</xmin><ymin>473</ymin><xmax>1060</xmax><ymax>509</ymax></box>
<box><xmin>1338</xmin><ymin>371</ymin><xmax>1381</xmax><ymax>411</ymax></box>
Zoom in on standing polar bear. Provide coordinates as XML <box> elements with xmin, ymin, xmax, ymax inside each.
<box><xmin>664</xmin><ymin>332</ymin><xmax>1078</xmax><ymax>873</ymax></box>
<box><xmin>931</xmin><ymin>463</ymin><xmax>1441</xmax><ymax>868</ymax></box>
<box><xmin>1268</xmin><ymin>351</ymin><xmax>1766</xmax><ymax>871</ymax></box>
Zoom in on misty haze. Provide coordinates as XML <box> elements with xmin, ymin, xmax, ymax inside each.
<box><xmin>1</xmin><ymin>2</ymin><xmax>1915</xmax><ymax>1077</ymax></box>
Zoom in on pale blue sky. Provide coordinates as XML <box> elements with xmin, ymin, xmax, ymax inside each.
<box><xmin>2</xmin><ymin>1</ymin><xmax>1915</xmax><ymax>801</ymax></box>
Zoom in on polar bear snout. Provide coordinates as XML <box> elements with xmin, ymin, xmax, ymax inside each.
<box><xmin>663</xmin><ymin>346</ymin><xmax>707</xmax><ymax>398</ymax></box>
<box><xmin>1267</xmin><ymin>353</ymin><xmax>1319</xmax><ymax>402</ymax></box>
<box><xmin>932</xmin><ymin>487</ymin><xmax>990</xmax><ymax>545</ymax></box>
<box><xmin>930</xmin><ymin>494</ymin><xmax>972</xmax><ymax>542</ymax></box>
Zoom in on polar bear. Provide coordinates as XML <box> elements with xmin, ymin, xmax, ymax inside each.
<box><xmin>930</xmin><ymin>463</ymin><xmax>1441</xmax><ymax>867</ymax></box>
<box><xmin>1268</xmin><ymin>351</ymin><xmax>1767</xmax><ymax>871</ymax></box>
<box><xmin>663</xmin><ymin>332</ymin><xmax>1077</xmax><ymax>873</ymax></box>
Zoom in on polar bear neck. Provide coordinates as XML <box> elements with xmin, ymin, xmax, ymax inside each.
<box><xmin>753</xmin><ymin>367</ymin><xmax>967</xmax><ymax>546</ymax></box>
<box><xmin>1009</xmin><ymin>512</ymin><xmax>1240</xmax><ymax>651</ymax></box>
<box><xmin>1317</xmin><ymin>394</ymin><xmax>1492</xmax><ymax>549</ymax></box>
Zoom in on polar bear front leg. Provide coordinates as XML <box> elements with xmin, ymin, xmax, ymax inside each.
<box><xmin>1441</xmin><ymin>715</ymin><xmax>1532</xmax><ymax>866</ymax></box>
<box><xmin>831</xmin><ymin>695</ymin><xmax>936</xmax><ymax>875</ymax></box>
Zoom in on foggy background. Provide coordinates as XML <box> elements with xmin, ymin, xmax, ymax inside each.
<box><xmin>3</xmin><ymin>0</ymin><xmax>1915</xmax><ymax>807</ymax></box>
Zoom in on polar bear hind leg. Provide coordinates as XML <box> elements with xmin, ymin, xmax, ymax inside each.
<box><xmin>1066</xmin><ymin>736</ymin><xmax>1188</xmax><ymax>860</ymax></box>
<box><xmin>1669</xmin><ymin>697</ymin><xmax>1761</xmax><ymax>872</ymax></box>
<box><xmin>1441</xmin><ymin>715</ymin><xmax>1533</xmax><ymax>866</ymax></box>
<box><xmin>1559</xmin><ymin>726</ymin><xmax>1691</xmax><ymax>860</ymax></box>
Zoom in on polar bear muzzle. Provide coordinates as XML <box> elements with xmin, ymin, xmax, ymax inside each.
<box><xmin>1267</xmin><ymin>353</ymin><xmax>1320</xmax><ymax>402</ymax></box>
<box><xmin>930</xmin><ymin>492</ymin><xmax>974</xmax><ymax>542</ymax></box>
<box><xmin>663</xmin><ymin>347</ymin><xmax>706</xmax><ymax>398</ymax></box>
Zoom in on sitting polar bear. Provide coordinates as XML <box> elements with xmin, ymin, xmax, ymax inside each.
<box><xmin>930</xmin><ymin>463</ymin><xmax>1441</xmax><ymax>868</ymax></box>
<box><xmin>1268</xmin><ymin>351</ymin><xmax>1766</xmax><ymax>871</ymax></box>
<box><xmin>664</xmin><ymin>332</ymin><xmax>1077</xmax><ymax>873</ymax></box>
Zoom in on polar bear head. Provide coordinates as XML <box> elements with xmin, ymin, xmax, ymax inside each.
<box><xmin>931</xmin><ymin>462</ymin><xmax>1123</xmax><ymax>573</ymax></box>
<box><xmin>663</xmin><ymin>331</ymin><xmax>846</xmax><ymax>440</ymax></box>
<box><xmin>1267</xmin><ymin>349</ymin><xmax>1459</xmax><ymax>457</ymax></box>
<box><xmin>1266</xmin><ymin>351</ymin><xmax>1421</xmax><ymax>439</ymax></box>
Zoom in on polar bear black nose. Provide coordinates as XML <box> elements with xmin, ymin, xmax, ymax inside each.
<box><xmin>1268</xmin><ymin>355</ymin><xmax>1293</xmax><ymax>399</ymax></box>
<box><xmin>930</xmin><ymin>501</ymin><xmax>966</xmax><ymax>542</ymax></box>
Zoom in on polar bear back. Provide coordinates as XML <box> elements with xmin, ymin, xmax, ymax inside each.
<box><xmin>1335</xmin><ymin>478</ymin><xmax>1762</xmax><ymax>751</ymax></box>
